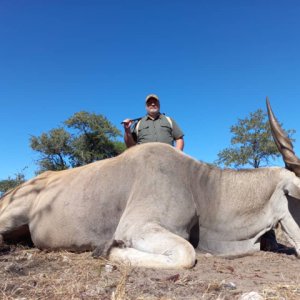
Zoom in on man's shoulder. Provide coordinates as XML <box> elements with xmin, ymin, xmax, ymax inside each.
<box><xmin>136</xmin><ymin>116</ymin><xmax>148</xmax><ymax>126</ymax></box>
<box><xmin>133</xmin><ymin>116</ymin><xmax>147</xmax><ymax>134</ymax></box>
<box><xmin>162</xmin><ymin>115</ymin><xmax>173</xmax><ymax>128</ymax></box>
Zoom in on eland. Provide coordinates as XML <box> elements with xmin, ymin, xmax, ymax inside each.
<box><xmin>1</xmin><ymin>98</ymin><xmax>300</xmax><ymax>269</ymax></box>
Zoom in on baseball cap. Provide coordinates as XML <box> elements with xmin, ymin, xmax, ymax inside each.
<box><xmin>145</xmin><ymin>94</ymin><xmax>160</xmax><ymax>103</ymax></box>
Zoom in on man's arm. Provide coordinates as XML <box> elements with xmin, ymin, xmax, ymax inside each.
<box><xmin>123</xmin><ymin>119</ymin><xmax>137</xmax><ymax>148</ymax></box>
<box><xmin>175</xmin><ymin>137</ymin><xmax>184</xmax><ymax>151</ymax></box>
<box><xmin>170</xmin><ymin>118</ymin><xmax>184</xmax><ymax>151</ymax></box>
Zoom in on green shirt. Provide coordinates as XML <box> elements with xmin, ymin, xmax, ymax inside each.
<box><xmin>132</xmin><ymin>114</ymin><xmax>184</xmax><ymax>146</ymax></box>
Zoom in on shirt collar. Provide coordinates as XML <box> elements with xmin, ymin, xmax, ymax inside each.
<box><xmin>146</xmin><ymin>113</ymin><xmax>162</xmax><ymax>121</ymax></box>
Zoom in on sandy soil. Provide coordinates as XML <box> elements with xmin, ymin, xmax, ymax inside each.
<box><xmin>1</xmin><ymin>240</ymin><xmax>300</xmax><ymax>300</ymax></box>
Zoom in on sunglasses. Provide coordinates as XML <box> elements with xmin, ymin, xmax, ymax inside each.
<box><xmin>146</xmin><ymin>101</ymin><xmax>159</xmax><ymax>106</ymax></box>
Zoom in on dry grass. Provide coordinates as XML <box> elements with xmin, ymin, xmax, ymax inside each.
<box><xmin>1</xmin><ymin>245</ymin><xmax>300</xmax><ymax>299</ymax></box>
<box><xmin>0</xmin><ymin>248</ymin><xmax>129</xmax><ymax>299</ymax></box>
<box><xmin>262</xmin><ymin>284</ymin><xmax>300</xmax><ymax>300</ymax></box>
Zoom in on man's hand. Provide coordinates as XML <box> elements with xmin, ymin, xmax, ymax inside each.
<box><xmin>122</xmin><ymin>119</ymin><xmax>133</xmax><ymax>132</ymax></box>
<box><xmin>123</xmin><ymin>119</ymin><xmax>136</xmax><ymax>148</ymax></box>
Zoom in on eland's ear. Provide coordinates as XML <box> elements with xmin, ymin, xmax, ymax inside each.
<box><xmin>283</xmin><ymin>182</ymin><xmax>300</xmax><ymax>199</ymax></box>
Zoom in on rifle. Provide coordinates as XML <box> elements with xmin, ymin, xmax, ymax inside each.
<box><xmin>120</xmin><ymin>117</ymin><xmax>142</xmax><ymax>125</ymax></box>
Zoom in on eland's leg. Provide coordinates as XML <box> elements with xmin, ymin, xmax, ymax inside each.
<box><xmin>0</xmin><ymin>187</ymin><xmax>33</xmax><ymax>245</ymax></box>
<box><xmin>280</xmin><ymin>214</ymin><xmax>300</xmax><ymax>256</ymax></box>
<box><xmin>0</xmin><ymin>199</ymin><xmax>29</xmax><ymax>236</ymax></box>
<box><xmin>109</xmin><ymin>223</ymin><xmax>196</xmax><ymax>269</ymax></box>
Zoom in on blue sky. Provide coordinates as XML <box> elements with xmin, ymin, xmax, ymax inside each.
<box><xmin>1</xmin><ymin>0</ymin><xmax>300</xmax><ymax>180</ymax></box>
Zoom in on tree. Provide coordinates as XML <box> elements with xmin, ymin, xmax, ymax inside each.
<box><xmin>0</xmin><ymin>172</ymin><xmax>26</xmax><ymax>197</ymax></box>
<box><xmin>30</xmin><ymin>128</ymin><xmax>72</xmax><ymax>172</ymax></box>
<box><xmin>65</xmin><ymin>111</ymin><xmax>125</xmax><ymax>166</ymax></box>
<box><xmin>215</xmin><ymin>109</ymin><xmax>296</xmax><ymax>169</ymax></box>
<box><xmin>30</xmin><ymin>112</ymin><xmax>126</xmax><ymax>173</ymax></box>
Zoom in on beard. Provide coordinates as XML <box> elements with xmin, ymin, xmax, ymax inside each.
<box><xmin>148</xmin><ymin>107</ymin><xmax>159</xmax><ymax>114</ymax></box>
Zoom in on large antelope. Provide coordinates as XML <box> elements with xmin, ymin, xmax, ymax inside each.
<box><xmin>1</xmin><ymin>98</ymin><xmax>300</xmax><ymax>269</ymax></box>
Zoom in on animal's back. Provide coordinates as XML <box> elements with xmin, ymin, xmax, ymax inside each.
<box><xmin>27</xmin><ymin>153</ymin><xmax>136</xmax><ymax>250</ymax></box>
<box><xmin>1</xmin><ymin>143</ymin><xmax>194</xmax><ymax>251</ymax></box>
<box><xmin>23</xmin><ymin>144</ymin><xmax>169</xmax><ymax>248</ymax></box>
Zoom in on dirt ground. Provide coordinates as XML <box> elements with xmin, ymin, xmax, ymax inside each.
<box><xmin>1</xmin><ymin>232</ymin><xmax>300</xmax><ymax>300</ymax></box>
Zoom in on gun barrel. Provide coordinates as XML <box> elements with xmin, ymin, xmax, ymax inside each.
<box><xmin>121</xmin><ymin>118</ymin><xmax>141</xmax><ymax>124</ymax></box>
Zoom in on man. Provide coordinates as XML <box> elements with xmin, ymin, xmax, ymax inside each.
<box><xmin>123</xmin><ymin>94</ymin><xmax>184</xmax><ymax>150</ymax></box>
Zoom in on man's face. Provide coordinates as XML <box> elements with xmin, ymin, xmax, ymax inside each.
<box><xmin>146</xmin><ymin>98</ymin><xmax>160</xmax><ymax>116</ymax></box>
